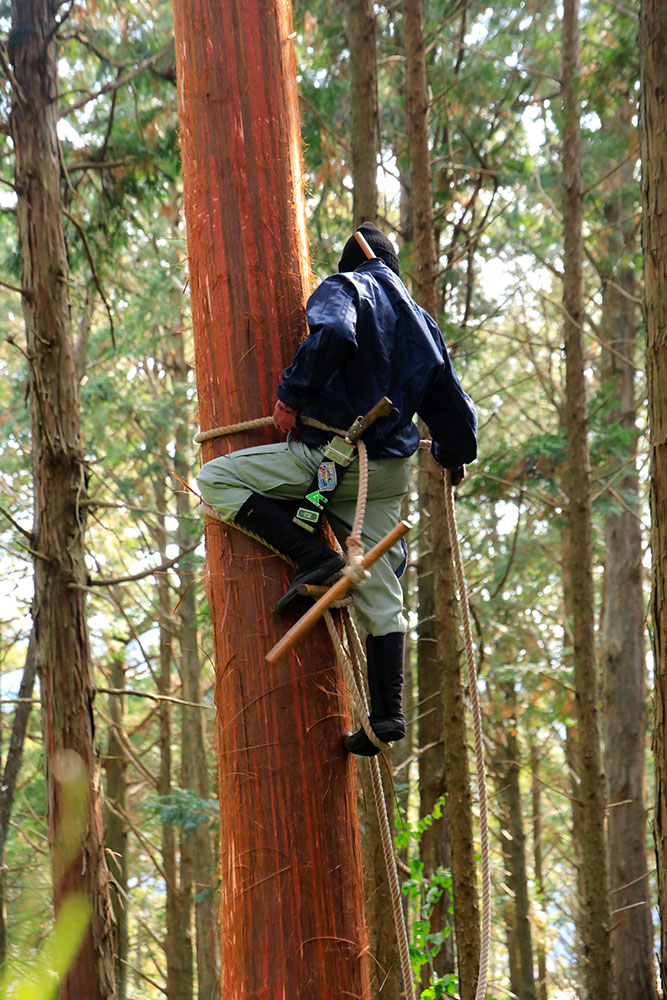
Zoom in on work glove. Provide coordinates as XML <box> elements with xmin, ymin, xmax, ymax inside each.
<box><xmin>272</xmin><ymin>398</ymin><xmax>298</xmax><ymax>435</ymax></box>
<box><xmin>449</xmin><ymin>466</ymin><xmax>465</xmax><ymax>486</ymax></box>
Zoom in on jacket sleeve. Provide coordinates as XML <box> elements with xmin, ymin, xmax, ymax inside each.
<box><xmin>417</xmin><ymin>313</ymin><xmax>478</xmax><ymax>469</ymax></box>
<box><xmin>276</xmin><ymin>276</ymin><xmax>358</xmax><ymax>410</ymax></box>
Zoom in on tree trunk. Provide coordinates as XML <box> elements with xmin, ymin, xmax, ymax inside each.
<box><xmin>403</xmin><ymin>2</ymin><xmax>477</xmax><ymax>993</ymax></box>
<box><xmin>0</xmin><ymin>630</ymin><xmax>38</xmax><ymax>967</ymax></box>
<box><xmin>9</xmin><ymin>3</ymin><xmax>116</xmax><ymax>996</ymax></box>
<box><xmin>433</xmin><ymin>499</ymin><xmax>480</xmax><ymax>1000</ymax></box>
<box><xmin>173</xmin><ymin>345</ymin><xmax>220</xmax><ymax>1000</ymax></box>
<box><xmin>155</xmin><ymin>481</ymin><xmax>193</xmax><ymax>1000</ymax></box>
<box><xmin>417</xmin><ymin>457</ymin><xmax>455</xmax><ymax>980</ymax></box>
<box><xmin>105</xmin><ymin>655</ymin><xmax>129</xmax><ymax>1000</ymax></box>
<box><xmin>561</xmin><ymin>2</ymin><xmax>614</xmax><ymax>995</ymax></box>
<box><xmin>349</xmin><ymin>0</ymin><xmax>378</xmax><ymax>226</ymax></box>
<box><xmin>530</xmin><ymin>740</ymin><xmax>548</xmax><ymax>1000</ymax></box>
<box><xmin>171</xmin><ymin>2</ymin><xmax>370</xmax><ymax>995</ymax></box>
<box><xmin>640</xmin><ymin>0</ymin><xmax>667</xmax><ymax>990</ymax></box>
<box><xmin>599</xmin><ymin>104</ymin><xmax>656</xmax><ymax>1000</ymax></box>
<box><xmin>493</xmin><ymin>686</ymin><xmax>536</xmax><ymax>1000</ymax></box>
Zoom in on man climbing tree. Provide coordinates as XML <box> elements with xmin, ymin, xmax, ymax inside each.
<box><xmin>197</xmin><ymin>222</ymin><xmax>477</xmax><ymax>756</ymax></box>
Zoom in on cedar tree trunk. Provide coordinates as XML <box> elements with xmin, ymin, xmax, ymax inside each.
<box><xmin>404</xmin><ymin>1</ymin><xmax>479</xmax><ymax>993</ymax></box>
<box><xmin>599</xmin><ymin>103</ymin><xmax>656</xmax><ymax>1000</ymax></box>
<box><xmin>171</xmin><ymin>2</ymin><xmax>370</xmax><ymax>995</ymax></box>
<box><xmin>561</xmin><ymin>2</ymin><xmax>614</xmax><ymax>994</ymax></box>
<box><xmin>9</xmin><ymin>2</ymin><xmax>116</xmax><ymax>996</ymax></box>
<box><xmin>640</xmin><ymin>0</ymin><xmax>667</xmax><ymax>989</ymax></box>
<box><xmin>349</xmin><ymin>0</ymin><xmax>378</xmax><ymax>226</ymax></box>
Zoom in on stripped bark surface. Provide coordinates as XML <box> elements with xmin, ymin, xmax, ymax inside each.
<box><xmin>171</xmin><ymin>1</ymin><xmax>370</xmax><ymax>995</ymax></box>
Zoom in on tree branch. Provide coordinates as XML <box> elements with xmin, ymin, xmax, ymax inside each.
<box><xmin>59</xmin><ymin>42</ymin><xmax>174</xmax><ymax>118</ymax></box>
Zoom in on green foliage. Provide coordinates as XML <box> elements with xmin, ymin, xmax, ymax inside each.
<box><xmin>141</xmin><ymin>788</ymin><xmax>218</xmax><ymax>837</ymax></box>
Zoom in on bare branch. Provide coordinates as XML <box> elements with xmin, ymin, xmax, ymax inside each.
<box><xmin>59</xmin><ymin>42</ymin><xmax>174</xmax><ymax>118</ymax></box>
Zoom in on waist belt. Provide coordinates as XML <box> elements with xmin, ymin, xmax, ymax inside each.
<box><xmin>293</xmin><ymin>397</ymin><xmax>393</xmax><ymax>533</ymax></box>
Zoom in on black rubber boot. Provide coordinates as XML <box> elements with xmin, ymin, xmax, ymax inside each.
<box><xmin>234</xmin><ymin>493</ymin><xmax>345</xmax><ymax>613</ymax></box>
<box><xmin>343</xmin><ymin>633</ymin><xmax>406</xmax><ymax>756</ymax></box>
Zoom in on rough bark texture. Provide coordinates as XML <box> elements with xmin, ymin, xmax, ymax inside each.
<box><xmin>9</xmin><ymin>3</ymin><xmax>116</xmax><ymax>996</ymax></box>
<box><xmin>599</xmin><ymin>104</ymin><xmax>656</xmax><ymax>1000</ymax></box>
<box><xmin>640</xmin><ymin>0</ymin><xmax>667</xmax><ymax>990</ymax></box>
<box><xmin>561</xmin><ymin>2</ymin><xmax>614</xmax><ymax>995</ymax></box>
<box><xmin>171</xmin><ymin>2</ymin><xmax>370</xmax><ymax>995</ymax></box>
<box><xmin>349</xmin><ymin>0</ymin><xmax>378</xmax><ymax>226</ymax></box>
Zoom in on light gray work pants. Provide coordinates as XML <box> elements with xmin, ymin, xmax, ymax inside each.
<box><xmin>196</xmin><ymin>437</ymin><xmax>410</xmax><ymax>636</ymax></box>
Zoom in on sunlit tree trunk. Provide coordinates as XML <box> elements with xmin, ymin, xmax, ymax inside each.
<box><xmin>561</xmin><ymin>3</ymin><xmax>614</xmax><ymax>994</ymax></box>
<box><xmin>598</xmin><ymin>103</ymin><xmax>656</xmax><ymax>1000</ymax></box>
<box><xmin>640</xmin><ymin>0</ymin><xmax>667</xmax><ymax>989</ymax></box>
<box><xmin>171</xmin><ymin>1</ymin><xmax>370</xmax><ymax>994</ymax></box>
<box><xmin>9</xmin><ymin>2</ymin><xmax>116</xmax><ymax>995</ymax></box>
<box><xmin>349</xmin><ymin>0</ymin><xmax>378</xmax><ymax>226</ymax></box>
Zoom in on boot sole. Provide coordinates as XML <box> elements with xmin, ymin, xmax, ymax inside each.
<box><xmin>274</xmin><ymin>555</ymin><xmax>346</xmax><ymax>614</ymax></box>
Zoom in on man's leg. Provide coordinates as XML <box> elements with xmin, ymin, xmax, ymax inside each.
<box><xmin>326</xmin><ymin>457</ymin><xmax>410</xmax><ymax>755</ymax></box>
<box><xmin>196</xmin><ymin>441</ymin><xmax>345</xmax><ymax>609</ymax></box>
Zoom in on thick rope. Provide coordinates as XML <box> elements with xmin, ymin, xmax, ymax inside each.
<box><xmin>443</xmin><ymin>475</ymin><xmax>491</xmax><ymax>1000</ymax></box>
<box><xmin>193</xmin><ymin>414</ymin><xmax>346</xmax><ymax>445</ymax></box>
<box><xmin>325</xmin><ymin>610</ymin><xmax>416</xmax><ymax>1000</ymax></box>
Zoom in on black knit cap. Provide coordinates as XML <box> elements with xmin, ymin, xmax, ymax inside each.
<box><xmin>338</xmin><ymin>221</ymin><xmax>400</xmax><ymax>276</ymax></box>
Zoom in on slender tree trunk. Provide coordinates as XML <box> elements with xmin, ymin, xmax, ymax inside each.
<box><xmin>530</xmin><ymin>741</ymin><xmax>548</xmax><ymax>1000</ymax></box>
<box><xmin>173</xmin><ymin>344</ymin><xmax>220</xmax><ymax>1000</ymax></box>
<box><xmin>9</xmin><ymin>3</ymin><xmax>116</xmax><ymax>996</ymax></box>
<box><xmin>0</xmin><ymin>630</ymin><xmax>38</xmax><ymax>967</ymax></box>
<box><xmin>105</xmin><ymin>656</ymin><xmax>129</xmax><ymax>1000</ymax></box>
<box><xmin>171</xmin><ymin>2</ymin><xmax>370</xmax><ymax>995</ymax></box>
<box><xmin>155</xmin><ymin>482</ymin><xmax>193</xmax><ymax>1000</ymax></box>
<box><xmin>495</xmin><ymin>686</ymin><xmax>537</xmax><ymax>1000</ymax></box>
<box><xmin>403</xmin><ymin>3</ymin><xmax>478</xmax><ymax>994</ymax></box>
<box><xmin>349</xmin><ymin>0</ymin><xmax>378</xmax><ymax>226</ymax></box>
<box><xmin>561</xmin><ymin>2</ymin><xmax>614</xmax><ymax>995</ymax></box>
<box><xmin>640</xmin><ymin>0</ymin><xmax>667</xmax><ymax>990</ymax></box>
<box><xmin>417</xmin><ymin>458</ymin><xmax>455</xmax><ymax>979</ymax></box>
<box><xmin>599</xmin><ymin>106</ymin><xmax>656</xmax><ymax>1000</ymax></box>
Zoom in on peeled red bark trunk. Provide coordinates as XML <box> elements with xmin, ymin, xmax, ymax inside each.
<box><xmin>599</xmin><ymin>109</ymin><xmax>656</xmax><ymax>1000</ymax></box>
<box><xmin>640</xmin><ymin>0</ymin><xmax>667</xmax><ymax>989</ymax></box>
<box><xmin>349</xmin><ymin>0</ymin><xmax>378</xmax><ymax>226</ymax></box>
<box><xmin>561</xmin><ymin>2</ymin><xmax>614</xmax><ymax>995</ymax></box>
<box><xmin>9</xmin><ymin>3</ymin><xmax>116</xmax><ymax>996</ymax></box>
<box><xmin>171</xmin><ymin>2</ymin><xmax>370</xmax><ymax>995</ymax></box>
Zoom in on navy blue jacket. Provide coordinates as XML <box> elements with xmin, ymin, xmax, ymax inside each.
<box><xmin>276</xmin><ymin>259</ymin><xmax>477</xmax><ymax>469</ymax></box>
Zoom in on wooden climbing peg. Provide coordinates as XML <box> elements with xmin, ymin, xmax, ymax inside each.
<box><xmin>265</xmin><ymin>520</ymin><xmax>411</xmax><ymax>664</ymax></box>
